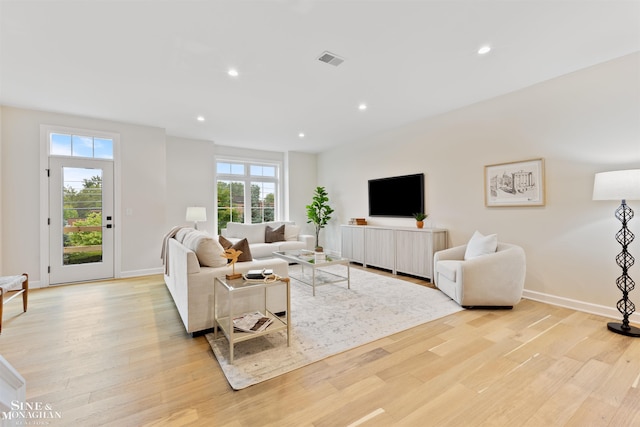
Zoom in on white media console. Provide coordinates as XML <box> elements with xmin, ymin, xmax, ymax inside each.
<box><xmin>341</xmin><ymin>225</ymin><xmax>448</xmax><ymax>280</ymax></box>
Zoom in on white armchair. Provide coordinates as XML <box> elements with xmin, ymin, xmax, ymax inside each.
<box><xmin>433</xmin><ymin>242</ymin><xmax>526</xmax><ymax>308</ymax></box>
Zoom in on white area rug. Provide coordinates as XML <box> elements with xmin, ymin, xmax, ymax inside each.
<box><xmin>206</xmin><ymin>265</ymin><xmax>463</xmax><ymax>390</ymax></box>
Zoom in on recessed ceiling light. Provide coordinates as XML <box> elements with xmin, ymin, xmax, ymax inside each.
<box><xmin>298</xmin><ymin>132</ymin><xmax>305</xmax><ymax>138</ymax></box>
<box><xmin>196</xmin><ymin>115</ymin><xmax>205</xmax><ymax>122</ymax></box>
<box><xmin>358</xmin><ymin>103</ymin><xmax>367</xmax><ymax>111</ymax></box>
<box><xmin>478</xmin><ymin>45</ymin><xmax>491</xmax><ymax>55</ymax></box>
<box><xmin>228</xmin><ymin>68</ymin><xmax>239</xmax><ymax>77</ymax></box>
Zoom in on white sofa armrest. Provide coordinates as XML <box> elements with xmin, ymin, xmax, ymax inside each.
<box><xmin>298</xmin><ymin>234</ymin><xmax>314</xmax><ymax>251</ymax></box>
<box><xmin>433</xmin><ymin>245</ymin><xmax>466</xmax><ymax>262</ymax></box>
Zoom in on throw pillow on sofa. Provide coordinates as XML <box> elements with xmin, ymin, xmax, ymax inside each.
<box><xmin>265</xmin><ymin>224</ymin><xmax>285</xmax><ymax>243</ymax></box>
<box><xmin>231</xmin><ymin>238</ymin><xmax>253</xmax><ymax>262</ymax></box>
<box><xmin>464</xmin><ymin>230</ymin><xmax>498</xmax><ymax>260</ymax></box>
<box><xmin>219</xmin><ymin>235</ymin><xmax>233</xmax><ymax>250</ymax></box>
<box><xmin>284</xmin><ymin>224</ymin><xmax>300</xmax><ymax>241</ymax></box>
<box><xmin>182</xmin><ymin>231</ymin><xmax>227</xmax><ymax>268</ymax></box>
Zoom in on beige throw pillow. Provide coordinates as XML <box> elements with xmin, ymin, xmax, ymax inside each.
<box><xmin>265</xmin><ymin>224</ymin><xmax>285</xmax><ymax>243</ymax></box>
<box><xmin>284</xmin><ymin>224</ymin><xmax>300</xmax><ymax>241</ymax></box>
<box><xmin>182</xmin><ymin>231</ymin><xmax>227</xmax><ymax>267</ymax></box>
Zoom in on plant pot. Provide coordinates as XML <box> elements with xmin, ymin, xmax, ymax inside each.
<box><xmin>315</xmin><ymin>247</ymin><xmax>323</xmax><ymax>252</ymax></box>
<box><xmin>416</xmin><ymin>221</ymin><xmax>424</xmax><ymax>229</ymax></box>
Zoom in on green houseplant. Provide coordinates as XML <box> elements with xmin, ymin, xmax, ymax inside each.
<box><xmin>413</xmin><ymin>212</ymin><xmax>428</xmax><ymax>229</ymax></box>
<box><xmin>306</xmin><ymin>186</ymin><xmax>334</xmax><ymax>251</ymax></box>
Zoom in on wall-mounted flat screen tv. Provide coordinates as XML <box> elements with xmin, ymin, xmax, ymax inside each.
<box><xmin>368</xmin><ymin>173</ymin><xmax>424</xmax><ymax>217</ymax></box>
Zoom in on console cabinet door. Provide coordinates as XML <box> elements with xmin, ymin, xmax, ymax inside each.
<box><xmin>341</xmin><ymin>226</ymin><xmax>365</xmax><ymax>263</ymax></box>
<box><xmin>395</xmin><ymin>230</ymin><xmax>430</xmax><ymax>277</ymax></box>
<box><xmin>365</xmin><ymin>228</ymin><xmax>395</xmax><ymax>271</ymax></box>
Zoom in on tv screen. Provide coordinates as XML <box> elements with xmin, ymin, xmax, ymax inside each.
<box><xmin>368</xmin><ymin>173</ymin><xmax>424</xmax><ymax>217</ymax></box>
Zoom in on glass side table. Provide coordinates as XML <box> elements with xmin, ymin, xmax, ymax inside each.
<box><xmin>213</xmin><ymin>275</ymin><xmax>290</xmax><ymax>363</ymax></box>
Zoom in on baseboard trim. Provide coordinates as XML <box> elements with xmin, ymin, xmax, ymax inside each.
<box><xmin>522</xmin><ymin>289</ymin><xmax>640</xmax><ymax>325</ymax></box>
<box><xmin>120</xmin><ymin>267</ymin><xmax>164</xmax><ymax>278</ymax></box>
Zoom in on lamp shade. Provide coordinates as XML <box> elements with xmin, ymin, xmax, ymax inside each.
<box><xmin>593</xmin><ymin>169</ymin><xmax>640</xmax><ymax>201</ymax></box>
<box><xmin>185</xmin><ymin>207</ymin><xmax>207</xmax><ymax>222</ymax></box>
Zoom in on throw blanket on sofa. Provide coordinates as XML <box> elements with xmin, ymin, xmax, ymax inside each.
<box><xmin>161</xmin><ymin>226</ymin><xmax>183</xmax><ymax>275</ymax></box>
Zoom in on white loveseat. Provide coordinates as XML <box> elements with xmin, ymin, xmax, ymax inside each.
<box><xmin>221</xmin><ymin>221</ymin><xmax>314</xmax><ymax>258</ymax></box>
<box><xmin>163</xmin><ymin>228</ymin><xmax>289</xmax><ymax>334</ymax></box>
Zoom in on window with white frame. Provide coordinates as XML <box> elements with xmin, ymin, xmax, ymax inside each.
<box><xmin>50</xmin><ymin>132</ymin><xmax>114</xmax><ymax>159</ymax></box>
<box><xmin>216</xmin><ymin>159</ymin><xmax>280</xmax><ymax>230</ymax></box>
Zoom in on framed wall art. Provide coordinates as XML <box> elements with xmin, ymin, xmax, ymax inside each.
<box><xmin>484</xmin><ymin>158</ymin><xmax>545</xmax><ymax>207</ymax></box>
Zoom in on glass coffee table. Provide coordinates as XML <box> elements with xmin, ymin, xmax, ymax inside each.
<box><xmin>273</xmin><ymin>250</ymin><xmax>350</xmax><ymax>296</ymax></box>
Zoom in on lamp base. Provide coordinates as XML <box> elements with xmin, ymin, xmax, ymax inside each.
<box><xmin>607</xmin><ymin>322</ymin><xmax>640</xmax><ymax>337</ymax></box>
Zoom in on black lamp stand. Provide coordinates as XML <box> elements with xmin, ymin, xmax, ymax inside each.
<box><xmin>608</xmin><ymin>199</ymin><xmax>640</xmax><ymax>337</ymax></box>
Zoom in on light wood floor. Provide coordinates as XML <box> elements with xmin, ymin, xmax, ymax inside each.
<box><xmin>1</xmin><ymin>268</ymin><xmax>639</xmax><ymax>427</ymax></box>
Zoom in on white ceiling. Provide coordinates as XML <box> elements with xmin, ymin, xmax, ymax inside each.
<box><xmin>1</xmin><ymin>1</ymin><xmax>639</xmax><ymax>153</ymax></box>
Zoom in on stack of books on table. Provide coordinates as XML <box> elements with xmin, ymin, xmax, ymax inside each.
<box><xmin>232</xmin><ymin>311</ymin><xmax>273</xmax><ymax>333</ymax></box>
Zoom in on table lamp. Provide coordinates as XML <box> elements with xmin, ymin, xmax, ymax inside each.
<box><xmin>593</xmin><ymin>169</ymin><xmax>640</xmax><ymax>337</ymax></box>
<box><xmin>186</xmin><ymin>207</ymin><xmax>207</xmax><ymax>230</ymax></box>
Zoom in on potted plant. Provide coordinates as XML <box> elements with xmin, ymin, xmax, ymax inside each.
<box><xmin>306</xmin><ymin>186</ymin><xmax>334</xmax><ymax>251</ymax></box>
<box><xmin>413</xmin><ymin>212</ymin><xmax>428</xmax><ymax>229</ymax></box>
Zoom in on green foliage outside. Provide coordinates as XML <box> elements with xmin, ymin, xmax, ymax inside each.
<box><xmin>217</xmin><ymin>181</ymin><xmax>245</xmax><ymax>230</ymax></box>
<box><xmin>65</xmin><ymin>251</ymin><xmax>103</xmax><ymax>264</ymax></box>
<box><xmin>62</xmin><ymin>175</ymin><xmax>103</xmax><ymax>264</ymax></box>
<box><xmin>64</xmin><ymin>175</ymin><xmax>102</xmax><ymax>221</ymax></box>
<box><xmin>67</xmin><ymin>212</ymin><xmax>102</xmax><ymax>246</ymax></box>
<box><xmin>251</xmin><ymin>185</ymin><xmax>274</xmax><ymax>224</ymax></box>
<box><xmin>218</xmin><ymin>181</ymin><xmax>275</xmax><ymax>230</ymax></box>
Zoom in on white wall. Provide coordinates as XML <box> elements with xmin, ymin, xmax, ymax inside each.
<box><xmin>285</xmin><ymin>151</ymin><xmax>317</xmax><ymax>236</ymax></box>
<box><xmin>0</xmin><ymin>106</ymin><xmax>3</xmax><ymax>274</ymax></box>
<box><xmin>0</xmin><ymin>106</ymin><xmax>167</xmax><ymax>282</ymax></box>
<box><xmin>318</xmin><ymin>53</ymin><xmax>640</xmax><ymax>315</ymax></box>
<box><xmin>166</xmin><ymin>135</ymin><xmax>216</xmax><ymax>235</ymax></box>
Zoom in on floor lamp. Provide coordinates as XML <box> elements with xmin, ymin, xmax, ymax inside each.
<box><xmin>593</xmin><ymin>169</ymin><xmax>640</xmax><ymax>337</ymax></box>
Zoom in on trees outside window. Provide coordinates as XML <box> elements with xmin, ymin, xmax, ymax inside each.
<box><xmin>216</xmin><ymin>160</ymin><xmax>279</xmax><ymax>231</ymax></box>
<box><xmin>63</xmin><ymin>175</ymin><xmax>104</xmax><ymax>264</ymax></box>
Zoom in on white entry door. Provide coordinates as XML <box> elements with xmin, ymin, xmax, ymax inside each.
<box><xmin>49</xmin><ymin>157</ymin><xmax>114</xmax><ymax>284</ymax></box>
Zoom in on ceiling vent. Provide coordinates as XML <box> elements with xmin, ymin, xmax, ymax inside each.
<box><xmin>317</xmin><ymin>51</ymin><xmax>344</xmax><ymax>67</ymax></box>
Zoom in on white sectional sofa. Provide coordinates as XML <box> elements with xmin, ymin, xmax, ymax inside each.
<box><xmin>221</xmin><ymin>221</ymin><xmax>314</xmax><ymax>258</ymax></box>
<box><xmin>163</xmin><ymin>228</ymin><xmax>289</xmax><ymax>335</ymax></box>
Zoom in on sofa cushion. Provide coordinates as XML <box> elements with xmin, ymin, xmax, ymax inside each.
<box><xmin>464</xmin><ymin>231</ymin><xmax>498</xmax><ymax>260</ymax></box>
<box><xmin>246</xmin><ymin>243</ymin><xmax>276</xmax><ymax>259</ymax></box>
<box><xmin>231</xmin><ymin>238</ymin><xmax>253</xmax><ymax>262</ymax></box>
<box><xmin>284</xmin><ymin>224</ymin><xmax>300</xmax><ymax>241</ymax></box>
<box><xmin>265</xmin><ymin>224</ymin><xmax>285</xmax><ymax>243</ymax></box>
<box><xmin>182</xmin><ymin>231</ymin><xmax>227</xmax><ymax>268</ymax></box>
<box><xmin>225</xmin><ymin>222</ymin><xmax>266</xmax><ymax>244</ymax></box>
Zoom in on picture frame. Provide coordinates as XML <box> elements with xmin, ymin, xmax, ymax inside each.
<box><xmin>484</xmin><ymin>158</ymin><xmax>545</xmax><ymax>207</ymax></box>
